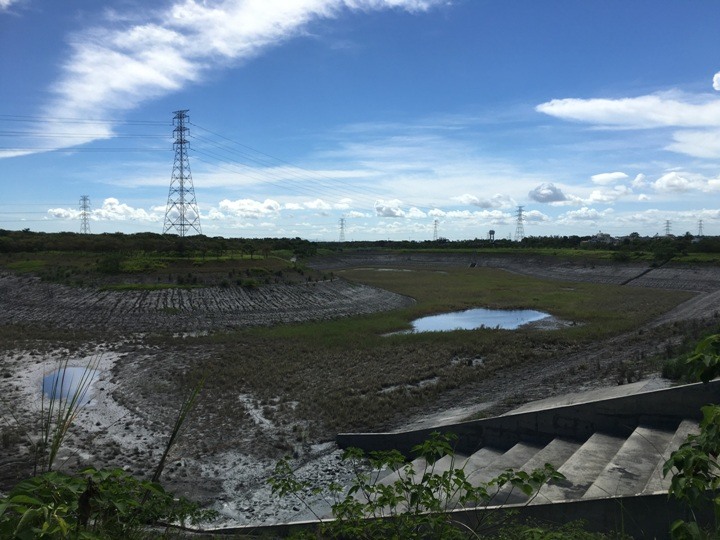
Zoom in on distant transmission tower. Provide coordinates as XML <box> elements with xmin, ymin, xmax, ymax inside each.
<box><xmin>163</xmin><ymin>110</ymin><xmax>202</xmax><ymax>237</ymax></box>
<box><xmin>79</xmin><ymin>195</ymin><xmax>91</xmax><ymax>234</ymax></box>
<box><xmin>665</xmin><ymin>220</ymin><xmax>672</xmax><ymax>236</ymax></box>
<box><xmin>698</xmin><ymin>219</ymin><xmax>704</xmax><ymax>237</ymax></box>
<box><xmin>339</xmin><ymin>217</ymin><xmax>346</xmax><ymax>242</ymax></box>
<box><xmin>514</xmin><ymin>206</ymin><xmax>525</xmax><ymax>241</ymax></box>
<box><xmin>433</xmin><ymin>219</ymin><xmax>439</xmax><ymax>241</ymax></box>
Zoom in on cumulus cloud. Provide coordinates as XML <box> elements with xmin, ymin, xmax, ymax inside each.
<box><xmin>453</xmin><ymin>193</ymin><xmax>514</xmax><ymax>208</ymax></box>
<box><xmin>523</xmin><ymin>209</ymin><xmax>550</xmax><ymax>223</ymax></box>
<box><xmin>219</xmin><ymin>198</ymin><xmax>281</xmax><ymax>218</ymax></box>
<box><xmin>714</xmin><ymin>72</ymin><xmax>720</xmax><ymax>92</ymax></box>
<box><xmin>528</xmin><ymin>182</ymin><xmax>567</xmax><ymax>203</ymax></box>
<box><xmin>650</xmin><ymin>171</ymin><xmax>720</xmax><ymax>194</ymax></box>
<box><xmin>305</xmin><ymin>198</ymin><xmax>332</xmax><ymax>211</ymax></box>
<box><xmin>48</xmin><ymin>197</ymin><xmax>161</xmax><ymax>222</ymax></box>
<box><xmin>632</xmin><ymin>173</ymin><xmax>647</xmax><ymax>189</ymax></box>
<box><xmin>591</xmin><ymin>172</ymin><xmax>628</xmax><ymax>185</ymax></box>
<box><xmin>374</xmin><ymin>199</ymin><xmax>405</xmax><ymax>218</ymax></box>
<box><xmin>586</xmin><ymin>185</ymin><xmax>632</xmax><ymax>204</ymax></box>
<box><xmin>7</xmin><ymin>0</ymin><xmax>445</xmax><ymax>157</ymax></box>
<box><xmin>558</xmin><ymin>207</ymin><xmax>613</xmax><ymax>223</ymax></box>
<box><xmin>406</xmin><ymin>207</ymin><xmax>427</xmax><ymax>219</ymax></box>
<box><xmin>652</xmin><ymin>172</ymin><xmax>698</xmax><ymax>193</ymax></box>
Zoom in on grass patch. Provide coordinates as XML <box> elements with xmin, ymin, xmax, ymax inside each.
<box><xmin>5</xmin><ymin>259</ymin><xmax>47</xmax><ymax>272</ymax></box>
<box><xmin>174</xmin><ymin>265</ymin><xmax>693</xmax><ymax>438</ymax></box>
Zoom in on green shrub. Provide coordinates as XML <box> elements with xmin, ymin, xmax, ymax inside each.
<box><xmin>270</xmin><ymin>432</ymin><xmax>565</xmax><ymax>539</ymax></box>
<box><xmin>0</xmin><ymin>467</ymin><xmax>215</xmax><ymax>539</ymax></box>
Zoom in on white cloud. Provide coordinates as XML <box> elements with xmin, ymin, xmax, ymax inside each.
<box><xmin>558</xmin><ymin>207</ymin><xmax>613</xmax><ymax>223</ymax></box>
<box><xmin>536</xmin><ymin>89</ymin><xmax>720</xmax><ymax>160</ymax></box>
<box><xmin>406</xmin><ymin>207</ymin><xmax>427</xmax><ymax>219</ymax></box>
<box><xmin>666</xmin><ymin>129</ymin><xmax>720</xmax><ymax>158</ymax></box>
<box><xmin>375</xmin><ymin>199</ymin><xmax>405</xmax><ymax>217</ymax></box>
<box><xmin>207</xmin><ymin>208</ymin><xmax>226</xmax><ymax>220</ymax></box>
<box><xmin>650</xmin><ymin>171</ymin><xmax>720</xmax><ymax>194</ymax></box>
<box><xmin>591</xmin><ymin>172</ymin><xmax>628</xmax><ymax>185</ymax></box>
<box><xmin>453</xmin><ymin>193</ymin><xmax>514</xmax><ymax>209</ymax></box>
<box><xmin>305</xmin><ymin>198</ymin><xmax>332</xmax><ymax>210</ymax></box>
<box><xmin>528</xmin><ymin>182</ymin><xmax>567</xmax><ymax>203</ymax></box>
<box><xmin>652</xmin><ymin>172</ymin><xmax>698</xmax><ymax>193</ymax></box>
<box><xmin>536</xmin><ymin>92</ymin><xmax>720</xmax><ymax>129</ymax></box>
<box><xmin>0</xmin><ymin>0</ymin><xmax>19</xmax><ymax>11</ymax></box>
<box><xmin>218</xmin><ymin>198</ymin><xmax>281</xmax><ymax>218</ymax></box>
<box><xmin>631</xmin><ymin>173</ymin><xmax>647</xmax><ymax>189</ymax></box>
<box><xmin>523</xmin><ymin>209</ymin><xmax>550</xmax><ymax>223</ymax></box>
<box><xmin>48</xmin><ymin>197</ymin><xmax>161</xmax><ymax>222</ymax></box>
<box><xmin>8</xmin><ymin>0</ymin><xmax>445</xmax><ymax>157</ymax></box>
<box><xmin>586</xmin><ymin>185</ymin><xmax>632</xmax><ymax>204</ymax></box>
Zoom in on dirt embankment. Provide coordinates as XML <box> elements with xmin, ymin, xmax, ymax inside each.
<box><xmin>0</xmin><ymin>273</ymin><xmax>414</xmax><ymax>333</ymax></box>
<box><xmin>310</xmin><ymin>251</ymin><xmax>720</xmax><ymax>292</ymax></box>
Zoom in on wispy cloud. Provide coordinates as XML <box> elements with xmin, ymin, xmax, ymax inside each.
<box><xmin>536</xmin><ymin>85</ymin><xmax>720</xmax><ymax>159</ymax></box>
<box><xmin>536</xmin><ymin>91</ymin><xmax>720</xmax><ymax>129</ymax></box>
<box><xmin>0</xmin><ymin>0</ymin><xmax>20</xmax><ymax>12</ymax></box>
<box><xmin>7</xmin><ymin>0</ymin><xmax>445</xmax><ymax>158</ymax></box>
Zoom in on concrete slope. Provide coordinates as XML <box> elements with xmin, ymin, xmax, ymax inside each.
<box><xmin>583</xmin><ymin>425</ymin><xmax>676</xmax><ymax>499</ymax></box>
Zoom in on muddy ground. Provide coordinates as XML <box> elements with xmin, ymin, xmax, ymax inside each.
<box><xmin>1</xmin><ymin>254</ymin><xmax>719</xmax><ymax>529</ymax></box>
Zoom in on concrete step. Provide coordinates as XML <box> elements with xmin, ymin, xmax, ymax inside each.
<box><xmin>583</xmin><ymin>425</ymin><xmax>676</xmax><ymax>499</ymax></box>
<box><xmin>465</xmin><ymin>442</ymin><xmax>545</xmax><ymax>488</ymax></box>
<box><xmin>532</xmin><ymin>432</ymin><xmax>627</xmax><ymax>504</ymax></box>
<box><xmin>643</xmin><ymin>419</ymin><xmax>699</xmax><ymax>494</ymax></box>
<box><xmin>498</xmin><ymin>437</ymin><xmax>585</xmax><ymax>505</ymax></box>
<box><xmin>376</xmin><ymin>449</ymin><xmax>471</xmax><ymax>488</ymax></box>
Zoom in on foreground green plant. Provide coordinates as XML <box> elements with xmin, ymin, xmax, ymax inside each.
<box><xmin>270</xmin><ymin>432</ymin><xmax>565</xmax><ymax>539</ymax></box>
<box><xmin>0</xmin><ymin>467</ymin><xmax>215</xmax><ymax>539</ymax></box>
<box><xmin>663</xmin><ymin>334</ymin><xmax>720</xmax><ymax>539</ymax></box>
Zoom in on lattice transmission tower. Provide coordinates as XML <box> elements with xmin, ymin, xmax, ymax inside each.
<box><xmin>514</xmin><ymin>206</ymin><xmax>525</xmax><ymax>241</ymax></box>
<box><xmin>698</xmin><ymin>219</ymin><xmax>704</xmax><ymax>237</ymax></box>
<box><xmin>79</xmin><ymin>195</ymin><xmax>91</xmax><ymax>234</ymax></box>
<box><xmin>665</xmin><ymin>220</ymin><xmax>672</xmax><ymax>236</ymax></box>
<box><xmin>163</xmin><ymin>110</ymin><xmax>202</xmax><ymax>237</ymax></box>
<box><xmin>339</xmin><ymin>217</ymin><xmax>346</xmax><ymax>242</ymax></box>
<box><xmin>433</xmin><ymin>219</ymin><xmax>439</xmax><ymax>241</ymax></box>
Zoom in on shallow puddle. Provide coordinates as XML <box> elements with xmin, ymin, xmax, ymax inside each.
<box><xmin>42</xmin><ymin>366</ymin><xmax>98</xmax><ymax>402</ymax></box>
<box><xmin>407</xmin><ymin>307</ymin><xmax>550</xmax><ymax>333</ymax></box>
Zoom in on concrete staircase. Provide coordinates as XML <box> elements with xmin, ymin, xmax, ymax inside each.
<box><xmin>337</xmin><ymin>379</ymin><xmax>720</xmax><ymax>538</ymax></box>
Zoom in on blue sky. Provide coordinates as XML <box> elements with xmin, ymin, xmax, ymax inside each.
<box><xmin>1</xmin><ymin>0</ymin><xmax>720</xmax><ymax>241</ymax></box>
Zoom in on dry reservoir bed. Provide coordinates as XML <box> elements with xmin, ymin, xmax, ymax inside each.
<box><xmin>2</xmin><ymin>257</ymin><xmax>720</xmax><ymax>528</ymax></box>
